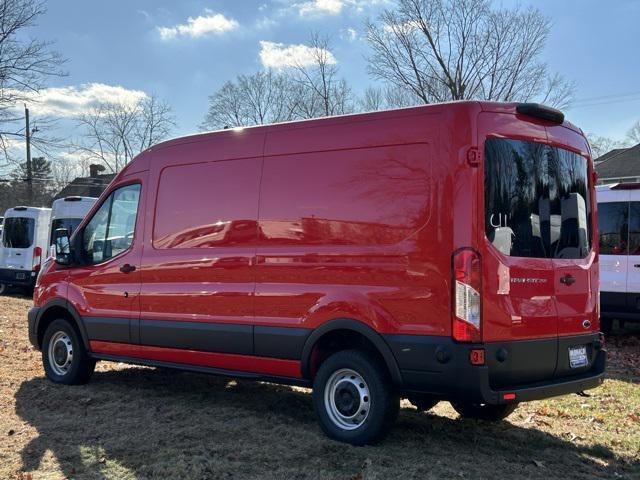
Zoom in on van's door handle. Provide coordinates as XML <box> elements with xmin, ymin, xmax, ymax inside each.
<box><xmin>120</xmin><ymin>264</ymin><xmax>136</xmax><ymax>274</ymax></box>
<box><xmin>634</xmin><ymin>264</ymin><xmax>640</xmax><ymax>268</ymax></box>
<box><xmin>560</xmin><ymin>275</ymin><xmax>575</xmax><ymax>285</ymax></box>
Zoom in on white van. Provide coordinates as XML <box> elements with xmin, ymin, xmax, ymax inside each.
<box><xmin>597</xmin><ymin>183</ymin><xmax>640</xmax><ymax>332</ymax></box>
<box><xmin>0</xmin><ymin>206</ymin><xmax>51</xmax><ymax>294</ymax></box>
<box><xmin>49</xmin><ymin>196</ymin><xmax>96</xmax><ymax>247</ymax></box>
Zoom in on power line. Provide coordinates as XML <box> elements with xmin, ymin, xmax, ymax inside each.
<box><xmin>569</xmin><ymin>90</ymin><xmax>640</xmax><ymax>110</ymax></box>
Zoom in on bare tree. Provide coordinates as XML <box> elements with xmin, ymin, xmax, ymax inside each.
<box><xmin>364</xmin><ymin>0</ymin><xmax>575</xmax><ymax>108</ymax></box>
<box><xmin>291</xmin><ymin>33</ymin><xmax>354</xmax><ymax>118</ymax></box>
<box><xmin>627</xmin><ymin>121</ymin><xmax>640</xmax><ymax>146</ymax></box>
<box><xmin>75</xmin><ymin>94</ymin><xmax>176</xmax><ymax>173</ymax></box>
<box><xmin>359</xmin><ymin>84</ymin><xmax>422</xmax><ymax>112</ymax></box>
<box><xmin>586</xmin><ymin>133</ymin><xmax>626</xmax><ymax>161</ymax></box>
<box><xmin>201</xmin><ymin>70</ymin><xmax>298</xmax><ymax>130</ymax></box>
<box><xmin>202</xmin><ymin>35</ymin><xmax>355</xmax><ymax>129</ymax></box>
<box><xmin>0</xmin><ymin>0</ymin><xmax>65</xmax><ymax>163</ymax></box>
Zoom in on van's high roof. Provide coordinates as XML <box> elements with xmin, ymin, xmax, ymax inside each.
<box><xmin>146</xmin><ymin>101</ymin><xmax>581</xmax><ymax>154</ymax></box>
<box><xmin>4</xmin><ymin>206</ymin><xmax>51</xmax><ymax>219</ymax></box>
<box><xmin>596</xmin><ymin>183</ymin><xmax>640</xmax><ymax>191</ymax></box>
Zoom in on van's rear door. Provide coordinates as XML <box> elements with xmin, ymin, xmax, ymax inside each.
<box><xmin>545</xmin><ymin>125</ymin><xmax>599</xmax><ymax>378</ymax></box>
<box><xmin>480</xmin><ymin>112</ymin><xmax>599</xmax><ymax>385</ymax></box>
<box><xmin>1</xmin><ymin>216</ymin><xmax>35</xmax><ymax>271</ymax></box>
<box><xmin>479</xmin><ymin>113</ymin><xmax>559</xmax><ymax>385</ymax></box>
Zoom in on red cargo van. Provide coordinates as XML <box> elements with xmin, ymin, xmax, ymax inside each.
<box><xmin>29</xmin><ymin>101</ymin><xmax>605</xmax><ymax>444</ymax></box>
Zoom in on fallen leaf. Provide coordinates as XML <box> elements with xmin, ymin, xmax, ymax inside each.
<box><xmin>533</xmin><ymin>460</ymin><xmax>545</xmax><ymax>468</ymax></box>
<box><xmin>7</xmin><ymin>429</ymin><xmax>15</xmax><ymax>435</ymax></box>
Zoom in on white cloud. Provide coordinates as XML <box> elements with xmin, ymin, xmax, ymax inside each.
<box><xmin>255</xmin><ymin>16</ymin><xmax>278</xmax><ymax>30</ymax></box>
<box><xmin>291</xmin><ymin>0</ymin><xmax>390</xmax><ymax>17</ymax></box>
<box><xmin>345</xmin><ymin>28</ymin><xmax>358</xmax><ymax>41</ymax></box>
<box><xmin>158</xmin><ymin>10</ymin><xmax>239</xmax><ymax>40</ymax></box>
<box><xmin>20</xmin><ymin>83</ymin><xmax>148</xmax><ymax>117</ymax></box>
<box><xmin>259</xmin><ymin>41</ymin><xmax>337</xmax><ymax>69</ymax></box>
<box><xmin>296</xmin><ymin>0</ymin><xmax>345</xmax><ymax>16</ymax></box>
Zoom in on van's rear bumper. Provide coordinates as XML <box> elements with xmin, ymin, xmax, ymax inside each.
<box><xmin>0</xmin><ymin>268</ymin><xmax>36</xmax><ymax>287</ymax></box>
<box><xmin>385</xmin><ymin>334</ymin><xmax>606</xmax><ymax>405</ymax></box>
<box><xmin>443</xmin><ymin>349</ymin><xmax>605</xmax><ymax>405</ymax></box>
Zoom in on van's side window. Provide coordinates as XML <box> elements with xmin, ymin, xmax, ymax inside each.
<box><xmin>629</xmin><ymin>202</ymin><xmax>640</xmax><ymax>255</ymax></box>
<box><xmin>83</xmin><ymin>184</ymin><xmax>141</xmax><ymax>263</ymax></box>
<box><xmin>598</xmin><ymin>202</ymin><xmax>628</xmax><ymax>255</ymax></box>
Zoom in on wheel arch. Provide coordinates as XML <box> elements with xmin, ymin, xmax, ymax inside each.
<box><xmin>300</xmin><ymin>318</ymin><xmax>403</xmax><ymax>386</ymax></box>
<box><xmin>35</xmin><ymin>299</ymin><xmax>90</xmax><ymax>351</ymax></box>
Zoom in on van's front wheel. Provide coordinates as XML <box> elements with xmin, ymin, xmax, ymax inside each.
<box><xmin>451</xmin><ymin>401</ymin><xmax>517</xmax><ymax>421</ymax></box>
<box><xmin>42</xmin><ymin>319</ymin><xmax>95</xmax><ymax>385</ymax></box>
<box><xmin>312</xmin><ymin>350</ymin><xmax>399</xmax><ymax>445</ymax></box>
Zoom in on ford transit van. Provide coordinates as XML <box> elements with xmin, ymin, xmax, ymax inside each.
<box><xmin>1</xmin><ymin>206</ymin><xmax>51</xmax><ymax>294</ymax></box>
<box><xmin>28</xmin><ymin>102</ymin><xmax>606</xmax><ymax>444</ymax></box>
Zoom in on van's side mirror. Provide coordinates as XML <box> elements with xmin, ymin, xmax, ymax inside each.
<box><xmin>53</xmin><ymin>228</ymin><xmax>72</xmax><ymax>266</ymax></box>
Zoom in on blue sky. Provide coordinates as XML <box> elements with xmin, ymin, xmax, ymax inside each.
<box><xmin>24</xmin><ymin>0</ymin><xmax>640</xmax><ymax>142</ymax></box>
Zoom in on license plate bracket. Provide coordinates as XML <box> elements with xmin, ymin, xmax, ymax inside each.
<box><xmin>569</xmin><ymin>345</ymin><xmax>588</xmax><ymax>369</ymax></box>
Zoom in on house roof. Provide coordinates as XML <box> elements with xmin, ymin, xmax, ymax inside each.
<box><xmin>595</xmin><ymin>144</ymin><xmax>640</xmax><ymax>179</ymax></box>
<box><xmin>54</xmin><ymin>173</ymin><xmax>116</xmax><ymax>200</ymax></box>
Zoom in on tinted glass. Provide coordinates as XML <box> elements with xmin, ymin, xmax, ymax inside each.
<box><xmin>484</xmin><ymin>138</ymin><xmax>591</xmax><ymax>259</ymax></box>
<box><xmin>551</xmin><ymin>148</ymin><xmax>592</xmax><ymax>258</ymax></box>
<box><xmin>629</xmin><ymin>202</ymin><xmax>640</xmax><ymax>255</ymax></box>
<box><xmin>83</xmin><ymin>184</ymin><xmax>140</xmax><ymax>263</ymax></box>
<box><xmin>3</xmin><ymin>217</ymin><xmax>35</xmax><ymax>248</ymax></box>
<box><xmin>49</xmin><ymin>218</ymin><xmax>83</xmax><ymax>246</ymax></box>
<box><xmin>598</xmin><ymin>202</ymin><xmax>628</xmax><ymax>255</ymax></box>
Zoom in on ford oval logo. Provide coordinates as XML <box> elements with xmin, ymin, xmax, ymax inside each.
<box><xmin>582</xmin><ymin>319</ymin><xmax>591</xmax><ymax>329</ymax></box>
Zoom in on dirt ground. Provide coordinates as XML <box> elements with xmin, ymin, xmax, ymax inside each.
<box><xmin>0</xmin><ymin>294</ymin><xmax>638</xmax><ymax>480</ymax></box>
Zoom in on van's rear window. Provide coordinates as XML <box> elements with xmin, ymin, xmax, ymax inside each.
<box><xmin>484</xmin><ymin>138</ymin><xmax>591</xmax><ymax>259</ymax></box>
<box><xmin>3</xmin><ymin>217</ymin><xmax>35</xmax><ymax>249</ymax></box>
<box><xmin>50</xmin><ymin>218</ymin><xmax>82</xmax><ymax>246</ymax></box>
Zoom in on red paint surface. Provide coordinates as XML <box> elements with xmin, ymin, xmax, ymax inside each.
<box><xmin>90</xmin><ymin>341</ymin><xmax>302</xmax><ymax>378</ymax></box>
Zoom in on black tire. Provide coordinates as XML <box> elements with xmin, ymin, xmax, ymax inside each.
<box><xmin>600</xmin><ymin>317</ymin><xmax>613</xmax><ymax>336</ymax></box>
<box><xmin>407</xmin><ymin>394</ymin><xmax>439</xmax><ymax>412</ymax></box>
<box><xmin>42</xmin><ymin>319</ymin><xmax>95</xmax><ymax>385</ymax></box>
<box><xmin>451</xmin><ymin>401</ymin><xmax>518</xmax><ymax>421</ymax></box>
<box><xmin>312</xmin><ymin>349</ymin><xmax>399</xmax><ymax>445</ymax></box>
<box><xmin>0</xmin><ymin>283</ymin><xmax>6</xmax><ymax>295</ymax></box>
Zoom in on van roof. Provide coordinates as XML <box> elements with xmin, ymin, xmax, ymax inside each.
<box><xmin>4</xmin><ymin>206</ymin><xmax>51</xmax><ymax>218</ymax></box>
<box><xmin>596</xmin><ymin>183</ymin><xmax>640</xmax><ymax>191</ymax></box>
<box><xmin>148</xmin><ymin>101</ymin><xmax>580</xmax><ymax>153</ymax></box>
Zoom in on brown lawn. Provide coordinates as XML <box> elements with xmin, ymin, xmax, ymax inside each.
<box><xmin>0</xmin><ymin>294</ymin><xmax>638</xmax><ymax>479</ymax></box>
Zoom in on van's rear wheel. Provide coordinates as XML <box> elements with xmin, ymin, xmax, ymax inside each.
<box><xmin>0</xmin><ymin>283</ymin><xmax>6</xmax><ymax>295</ymax></box>
<box><xmin>312</xmin><ymin>350</ymin><xmax>399</xmax><ymax>445</ymax></box>
<box><xmin>42</xmin><ymin>319</ymin><xmax>95</xmax><ymax>385</ymax></box>
<box><xmin>451</xmin><ymin>401</ymin><xmax>517</xmax><ymax>421</ymax></box>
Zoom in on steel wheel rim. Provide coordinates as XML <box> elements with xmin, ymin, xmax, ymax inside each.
<box><xmin>48</xmin><ymin>331</ymin><xmax>73</xmax><ymax>376</ymax></box>
<box><xmin>324</xmin><ymin>368</ymin><xmax>371</xmax><ymax>430</ymax></box>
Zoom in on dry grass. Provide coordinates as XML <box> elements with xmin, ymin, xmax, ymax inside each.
<box><xmin>0</xmin><ymin>294</ymin><xmax>638</xmax><ymax>480</ymax></box>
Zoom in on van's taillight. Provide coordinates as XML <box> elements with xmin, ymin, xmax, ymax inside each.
<box><xmin>453</xmin><ymin>248</ymin><xmax>482</xmax><ymax>343</ymax></box>
<box><xmin>32</xmin><ymin>246</ymin><xmax>42</xmax><ymax>273</ymax></box>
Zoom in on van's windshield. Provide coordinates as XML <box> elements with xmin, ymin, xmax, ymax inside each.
<box><xmin>484</xmin><ymin>138</ymin><xmax>591</xmax><ymax>259</ymax></box>
<box><xmin>3</xmin><ymin>217</ymin><xmax>35</xmax><ymax>249</ymax></box>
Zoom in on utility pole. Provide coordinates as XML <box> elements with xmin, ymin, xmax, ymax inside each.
<box><xmin>24</xmin><ymin>104</ymin><xmax>33</xmax><ymax>205</ymax></box>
